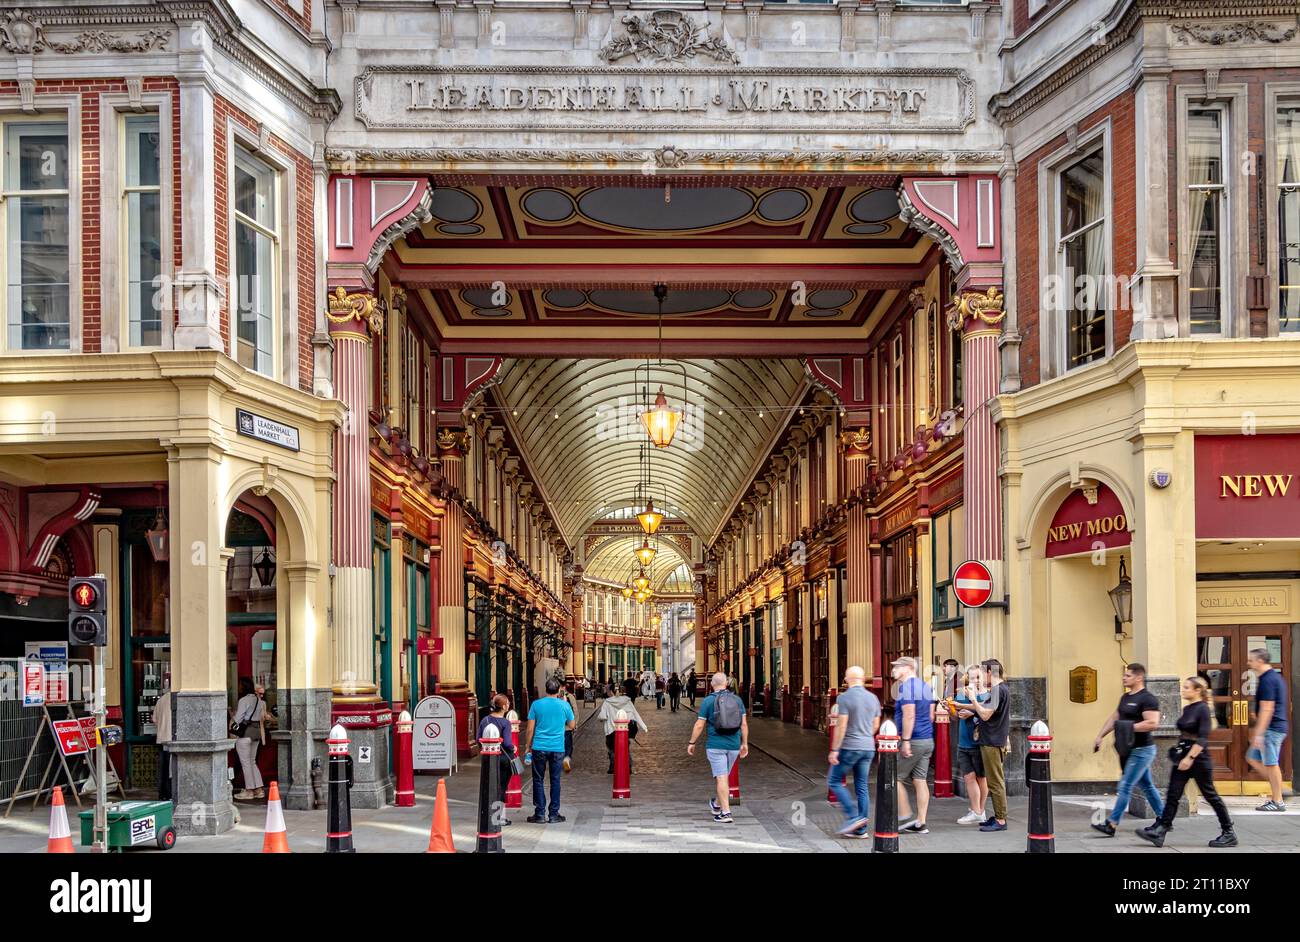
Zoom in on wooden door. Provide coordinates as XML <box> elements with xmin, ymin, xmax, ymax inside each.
<box><xmin>1196</xmin><ymin>626</ymin><xmax>1240</xmax><ymax>782</ymax></box>
<box><xmin>1198</xmin><ymin>624</ymin><xmax>1293</xmax><ymax>793</ymax></box>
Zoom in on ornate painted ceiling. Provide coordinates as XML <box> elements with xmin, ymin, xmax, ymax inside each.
<box><xmin>489</xmin><ymin>357</ymin><xmax>808</xmax><ymax>545</ymax></box>
<box><xmin>387</xmin><ymin>179</ymin><xmax>934</xmax><ymax>352</ymax></box>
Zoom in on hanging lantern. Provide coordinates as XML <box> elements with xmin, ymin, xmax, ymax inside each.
<box><xmin>637</xmin><ymin>497</ymin><xmax>664</xmax><ymax>535</ymax></box>
<box><xmin>634</xmin><ymin>537</ymin><xmax>657</xmax><ymax>567</ymax></box>
<box><xmin>650</xmin><ymin>612</ymin><xmax>662</xmax><ymax>628</ymax></box>
<box><xmin>640</xmin><ymin>386</ymin><xmax>682</xmax><ymax>448</ymax></box>
<box><xmin>145</xmin><ymin>512</ymin><xmax>168</xmax><ymax>562</ymax></box>
<box><xmin>633</xmin><ymin>569</ymin><xmax>651</xmax><ymax>593</ymax></box>
<box><xmin>253</xmin><ymin>547</ymin><xmax>277</xmax><ymax>588</ymax></box>
<box><xmin>634</xmin><ymin>589</ymin><xmax>649</xmax><ymax>604</ymax></box>
<box><xmin>620</xmin><ymin>584</ymin><xmax>633</xmax><ymax>599</ymax></box>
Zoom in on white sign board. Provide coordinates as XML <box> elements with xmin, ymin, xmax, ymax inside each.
<box><xmin>25</xmin><ymin>641</ymin><xmax>69</xmax><ymax>704</ymax></box>
<box><xmin>413</xmin><ymin>695</ymin><xmax>458</xmax><ymax>774</ymax></box>
<box><xmin>22</xmin><ymin>661</ymin><xmax>44</xmax><ymax>707</ymax></box>
<box><xmin>358</xmin><ymin>745</ymin><xmax>372</xmax><ymax>764</ymax></box>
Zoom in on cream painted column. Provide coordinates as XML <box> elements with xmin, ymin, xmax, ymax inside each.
<box><xmin>92</xmin><ymin>520</ymin><xmax>122</xmax><ymax>707</ymax></box>
<box><xmin>277</xmin><ymin>559</ymin><xmax>328</xmax><ymax>809</ymax></box>
<box><xmin>166</xmin><ymin>437</ymin><xmax>235</xmax><ymax>834</ymax></box>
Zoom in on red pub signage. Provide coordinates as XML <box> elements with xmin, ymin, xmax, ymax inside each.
<box><xmin>1045</xmin><ymin>484</ymin><xmax>1131</xmax><ymax>558</ymax></box>
<box><xmin>1196</xmin><ymin>434</ymin><xmax>1300</xmax><ymax>539</ymax></box>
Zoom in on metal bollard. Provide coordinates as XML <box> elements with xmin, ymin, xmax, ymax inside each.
<box><xmin>476</xmin><ymin>726</ymin><xmax>504</xmax><ymax>853</ymax></box>
<box><xmin>395</xmin><ymin>710</ymin><xmax>415</xmax><ymax>807</ymax></box>
<box><xmin>505</xmin><ymin>710</ymin><xmax>522</xmax><ymax>810</ymax></box>
<box><xmin>1026</xmin><ymin>720</ymin><xmax>1054</xmax><ymax>854</ymax></box>
<box><xmin>326</xmin><ymin>723</ymin><xmax>355</xmax><ymax>853</ymax></box>
<box><xmin>612</xmin><ymin>709</ymin><xmax>631</xmax><ymax>800</ymax></box>
<box><xmin>873</xmin><ymin>719</ymin><xmax>899</xmax><ymax>854</ymax></box>
<box><xmin>934</xmin><ymin>704</ymin><xmax>954</xmax><ymax>798</ymax></box>
<box><xmin>827</xmin><ymin>704</ymin><xmax>839</xmax><ymax>804</ymax></box>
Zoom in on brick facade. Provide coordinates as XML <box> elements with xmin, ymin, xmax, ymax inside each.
<box><xmin>214</xmin><ymin>94</ymin><xmax>317</xmax><ymax>391</ymax></box>
<box><xmin>1014</xmin><ymin>88</ymin><xmax>1136</xmax><ymax>389</ymax></box>
<box><xmin>0</xmin><ymin>78</ymin><xmax>181</xmax><ymax>355</ymax></box>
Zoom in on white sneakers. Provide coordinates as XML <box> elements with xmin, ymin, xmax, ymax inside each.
<box><xmin>957</xmin><ymin>809</ymin><xmax>986</xmax><ymax>825</ymax></box>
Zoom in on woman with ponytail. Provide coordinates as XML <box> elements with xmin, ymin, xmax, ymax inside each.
<box><xmin>1136</xmin><ymin>676</ymin><xmax>1236</xmax><ymax>848</ymax></box>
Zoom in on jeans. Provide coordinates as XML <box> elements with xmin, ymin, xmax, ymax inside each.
<box><xmin>669</xmin><ymin>692</ymin><xmax>681</xmax><ymax>711</ymax></box>
<box><xmin>828</xmin><ymin>749</ymin><xmax>874</xmax><ymax>823</ymax></box>
<box><xmin>531</xmin><ymin>750</ymin><xmax>563</xmax><ymax>818</ymax></box>
<box><xmin>1109</xmin><ymin>744</ymin><xmax>1164</xmax><ymax>824</ymax></box>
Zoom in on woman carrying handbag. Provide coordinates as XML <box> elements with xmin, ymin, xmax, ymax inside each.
<box><xmin>1135</xmin><ymin>676</ymin><xmax>1237</xmax><ymax>848</ymax></box>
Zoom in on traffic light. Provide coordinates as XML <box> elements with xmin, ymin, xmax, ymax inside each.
<box><xmin>68</xmin><ymin>575</ymin><xmax>108</xmax><ymax>646</ymax></box>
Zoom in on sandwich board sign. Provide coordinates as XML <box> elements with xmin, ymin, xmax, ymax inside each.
<box><xmin>412</xmin><ymin>695</ymin><xmax>458</xmax><ymax>774</ymax></box>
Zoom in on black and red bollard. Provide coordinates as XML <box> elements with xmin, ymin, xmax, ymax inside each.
<box><xmin>1026</xmin><ymin>720</ymin><xmax>1055</xmax><ymax>854</ymax></box>
<box><xmin>505</xmin><ymin>709</ymin><xmax>522</xmax><ymax>811</ymax></box>
<box><xmin>326</xmin><ymin>723</ymin><xmax>355</xmax><ymax>853</ymax></box>
<box><xmin>873</xmin><ymin>719</ymin><xmax>899</xmax><ymax>854</ymax></box>
<box><xmin>395</xmin><ymin>709</ymin><xmax>415</xmax><ymax>807</ymax></box>
<box><xmin>476</xmin><ymin>726</ymin><xmax>504</xmax><ymax>853</ymax></box>
<box><xmin>827</xmin><ymin>704</ymin><xmax>839</xmax><ymax>804</ymax></box>
<box><xmin>728</xmin><ymin>755</ymin><xmax>741</xmax><ymax>802</ymax></box>
<box><xmin>612</xmin><ymin>709</ymin><xmax>631</xmax><ymax>800</ymax></box>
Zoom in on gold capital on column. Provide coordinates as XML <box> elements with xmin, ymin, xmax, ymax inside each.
<box><xmin>946</xmin><ymin>286</ymin><xmax>1006</xmax><ymax>333</ymax></box>
<box><xmin>326</xmin><ymin>286</ymin><xmax>384</xmax><ymax>340</ymax></box>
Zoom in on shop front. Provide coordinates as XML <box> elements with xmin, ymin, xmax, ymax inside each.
<box><xmin>998</xmin><ymin>339</ymin><xmax>1300</xmax><ymax>792</ymax></box>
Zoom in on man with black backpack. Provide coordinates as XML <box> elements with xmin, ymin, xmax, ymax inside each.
<box><xmin>687</xmin><ymin>671</ymin><xmax>749</xmax><ymax>824</ymax></box>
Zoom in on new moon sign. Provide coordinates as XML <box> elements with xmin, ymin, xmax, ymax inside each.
<box><xmin>1045</xmin><ymin>485</ymin><xmax>1131</xmax><ymax>558</ymax></box>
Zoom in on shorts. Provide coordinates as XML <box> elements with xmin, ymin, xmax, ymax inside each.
<box><xmin>957</xmin><ymin>746</ymin><xmax>985</xmax><ymax>778</ymax></box>
<box><xmin>1247</xmin><ymin>728</ymin><xmax>1287</xmax><ymax>767</ymax></box>
<box><xmin>896</xmin><ymin>738</ymin><xmax>934</xmax><ymax>782</ymax></box>
<box><xmin>706</xmin><ymin>748</ymin><xmax>740</xmax><ymax>777</ymax></box>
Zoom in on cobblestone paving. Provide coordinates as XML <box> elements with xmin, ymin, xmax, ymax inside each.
<box><xmin>2</xmin><ymin>699</ymin><xmax>1298</xmax><ymax>852</ymax></box>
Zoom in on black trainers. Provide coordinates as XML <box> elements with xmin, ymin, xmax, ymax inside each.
<box><xmin>900</xmin><ymin>820</ymin><xmax>929</xmax><ymax>834</ymax></box>
<box><xmin>712</xmin><ymin>811</ymin><xmax>734</xmax><ymax>824</ymax></box>
<box><xmin>1208</xmin><ymin>828</ymin><xmax>1238</xmax><ymax>848</ymax></box>
<box><xmin>1256</xmin><ymin>799</ymin><xmax>1287</xmax><ymax>812</ymax></box>
<box><xmin>1135</xmin><ymin>823</ymin><xmax>1168</xmax><ymax>847</ymax></box>
<box><xmin>709</xmin><ymin>798</ymin><xmax>721</xmax><ymax>814</ymax></box>
<box><xmin>526</xmin><ymin>814</ymin><xmax>547</xmax><ymax>823</ymax></box>
<box><xmin>547</xmin><ymin>814</ymin><xmax>566</xmax><ymax>823</ymax></box>
<box><xmin>1091</xmin><ymin>820</ymin><xmax>1116</xmax><ymax>837</ymax></box>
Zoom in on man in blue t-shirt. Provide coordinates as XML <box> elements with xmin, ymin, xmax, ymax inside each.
<box><xmin>952</xmin><ymin>669</ymin><xmax>989</xmax><ymax>825</ymax></box>
<box><xmin>687</xmin><ymin>672</ymin><xmax>748</xmax><ymax>824</ymax></box>
<box><xmin>1247</xmin><ymin>648</ymin><xmax>1290</xmax><ymax>812</ymax></box>
<box><xmin>523</xmin><ymin>678</ymin><xmax>575</xmax><ymax>823</ymax></box>
<box><xmin>890</xmin><ymin>656</ymin><xmax>935</xmax><ymax>834</ymax></box>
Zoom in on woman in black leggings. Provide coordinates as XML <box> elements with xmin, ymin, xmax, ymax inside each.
<box><xmin>1136</xmin><ymin>676</ymin><xmax>1236</xmax><ymax>848</ymax></box>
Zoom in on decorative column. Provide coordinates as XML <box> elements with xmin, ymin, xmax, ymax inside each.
<box><xmin>435</xmin><ymin>426</ymin><xmax>476</xmax><ymax>757</ymax></box>
<box><xmin>949</xmin><ymin>286</ymin><xmax>1005</xmax><ymax>666</ymax></box>
<box><xmin>840</xmin><ymin>426</ymin><xmax>874</xmax><ymax>681</ymax></box>
<box><xmin>325</xmin><ymin>287</ymin><xmax>392</xmax><ymax>808</ymax></box>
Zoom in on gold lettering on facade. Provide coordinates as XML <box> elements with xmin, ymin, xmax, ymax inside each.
<box><xmin>1219</xmin><ymin>473</ymin><xmax>1292</xmax><ymax>498</ymax></box>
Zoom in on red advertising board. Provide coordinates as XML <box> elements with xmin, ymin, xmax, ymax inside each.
<box><xmin>51</xmin><ymin>719</ymin><xmax>89</xmax><ymax>756</ymax></box>
<box><xmin>1045</xmin><ymin>484</ymin><xmax>1131</xmax><ymax>558</ymax></box>
<box><xmin>1196</xmin><ymin>434</ymin><xmax>1300</xmax><ymax>539</ymax></box>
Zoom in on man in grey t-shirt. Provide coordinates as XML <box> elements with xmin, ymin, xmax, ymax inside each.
<box><xmin>828</xmin><ymin>665</ymin><xmax>882</xmax><ymax>837</ymax></box>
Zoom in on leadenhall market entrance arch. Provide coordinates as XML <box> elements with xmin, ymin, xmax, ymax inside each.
<box><xmin>321</xmin><ymin>1</ymin><xmax>1017</xmax><ymax>779</ymax></box>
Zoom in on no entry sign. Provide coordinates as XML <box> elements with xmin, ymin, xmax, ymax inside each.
<box><xmin>952</xmin><ymin>560</ymin><xmax>994</xmax><ymax>608</ymax></box>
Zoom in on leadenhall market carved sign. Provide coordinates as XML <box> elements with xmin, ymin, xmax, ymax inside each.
<box><xmin>355</xmin><ymin>66</ymin><xmax>975</xmax><ymax>133</ymax></box>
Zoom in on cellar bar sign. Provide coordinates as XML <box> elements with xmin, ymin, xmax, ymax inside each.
<box><xmin>356</xmin><ymin>66</ymin><xmax>974</xmax><ymax>133</ymax></box>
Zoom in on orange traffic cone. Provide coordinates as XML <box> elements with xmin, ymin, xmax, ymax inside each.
<box><xmin>426</xmin><ymin>778</ymin><xmax>455</xmax><ymax>853</ymax></box>
<box><xmin>48</xmin><ymin>786</ymin><xmax>74</xmax><ymax>853</ymax></box>
<box><xmin>262</xmin><ymin>781</ymin><xmax>290</xmax><ymax>853</ymax></box>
